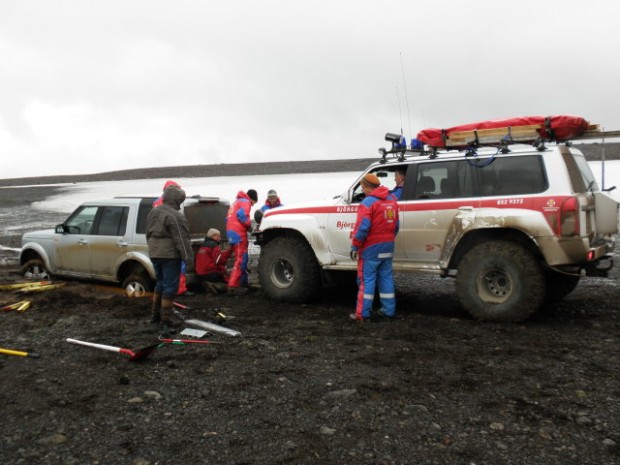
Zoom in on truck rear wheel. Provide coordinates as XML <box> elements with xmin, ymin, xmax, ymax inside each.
<box><xmin>258</xmin><ymin>236</ymin><xmax>321</xmax><ymax>302</ymax></box>
<box><xmin>456</xmin><ymin>240</ymin><xmax>544</xmax><ymax>322</ymax></box>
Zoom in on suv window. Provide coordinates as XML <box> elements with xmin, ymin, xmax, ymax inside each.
<box><xmin>562</xmin><ymin>150</ymin><xmax>599</xmax><ymax>193</ymax></box>
<box><xmin>363</xmin><ymin>154</ymin><xmax>548</xmax><ymax>202</ymax></box>
<box><xmin>477</xmin><ymin>155</ymin><xmax>548</xmax><ymax>196</ymax></box>
<box><xmin>66</xmin><ymin>206</ymin><xmax>98</xmax><ymax>234</ymax></box>
<box><xmin>96</xmin><ymin>206</ymin><xmax>128</xmax><ymax>236</ymax></box>
<box><xmin>399</xmin><ymin>155</ymin><xmax>547</xmax><ymax>200</ymax></box>
<box><xmin>136</xmin><ymin>199</ymin><xmax>155</xmax><ymax>234</ymax></box>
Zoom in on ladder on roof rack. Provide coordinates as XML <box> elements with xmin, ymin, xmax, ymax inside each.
<box><xmin>415</xmin><ymin>116</ymin><xmax>620</xmax><ymax>150</ymax></box>
<box><xmin>443</xmin><ymin>124</ymin><xmax>620</xmax><ymax>148</ymax></box>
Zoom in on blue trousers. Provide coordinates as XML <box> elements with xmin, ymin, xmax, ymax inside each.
<box><xmin>354</xmin><ymin>257</ymin><xmax>396</xmax><ymax>319</ymax></box>
<box><xmin>152</xmin><ymin>258</ymin><xmax>182</xmax><ymax>299</ymax></box>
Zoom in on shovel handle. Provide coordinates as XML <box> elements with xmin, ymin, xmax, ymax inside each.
<box><xmin>172</xmin><ymin>301</ymin><xmax>191</xmax><ymax>309</ymax></box>
<box><xmin>66</xmin><ymin>338</ymin><xmax>134</xmax><ymax>356</ymax></box>
<box><xmin>158</xmin><ymin>338</ymin><xmax>214</xmax><ymax>344</ymax></box>
<box><xmin>0</xmin><ymin>348</ymin><xmax>39</xmax><ymax>358</ymax></box>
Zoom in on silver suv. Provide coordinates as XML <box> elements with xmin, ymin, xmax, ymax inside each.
<box><xmin>20</xmin><ymin>196</ymin><xmax>229</xmax><ymax>296</ymax></box>
<box><xmin>256</xmin><ymin>142</ymin><xmax>619</xmax><ymax>321</ymax></box>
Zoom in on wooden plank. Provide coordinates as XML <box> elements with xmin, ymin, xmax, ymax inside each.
<box><xmin>438</xmin><ymin>121</ymin><xmax>617</xmax><ymax>147</ymax></box>
<box><xmin>446</xmin><ymin>125</ymin><xmax>543</xmax><ymax>146</ymax></box>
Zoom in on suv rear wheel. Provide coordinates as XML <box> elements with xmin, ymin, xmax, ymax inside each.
<box><xmin>258</xmin><ymin>235</ymin><xmax>321</xmax><ymax>302</ymax></box>
<box><xmin>456</xmin><ymin>240</ymin><xmax>545</xmax><ymax>322</ymax></box>
<box><xmin>122</xmin><ymin>272</ymin><xmax>152</xmax><ymax>298</ymax></box>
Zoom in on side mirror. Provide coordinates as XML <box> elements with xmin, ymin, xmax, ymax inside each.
<box><xmin>343</xmin><ymin>190</ymin><xmax>353</xmax><ymax>204</ymax></box>
<box><xmin>55</xmin><ymin>224</ymin><xmax>66</xmax><ymax>234</ymax></box>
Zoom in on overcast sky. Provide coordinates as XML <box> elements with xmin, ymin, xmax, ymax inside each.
<box><xmin>1</xmin><ymin>0</ymin><xmax>619</xmax><ymax>179</ymax></box>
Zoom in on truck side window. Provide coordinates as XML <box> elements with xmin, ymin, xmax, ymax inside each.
<box><xmin>474</xmin><ymin>155</ymin><xmax>548</xmax><ymax>196</ymax></box>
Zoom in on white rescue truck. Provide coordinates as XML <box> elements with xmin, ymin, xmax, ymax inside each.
<box><xmin>256</xmin><ymin>120</ymin><xmax>620</xmax><ymax>322</ymax></box>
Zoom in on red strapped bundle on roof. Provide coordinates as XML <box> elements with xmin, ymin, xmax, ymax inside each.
<box><xmin>416</xmin><ymin>115</ymin><xmax>590</xmax><ymax>148</ymax></box>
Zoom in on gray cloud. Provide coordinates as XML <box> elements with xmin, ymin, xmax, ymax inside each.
<box><xmin>1</xmin><ymin>0</ymin><xmax>619</xmax><ymax>178</ymax></box>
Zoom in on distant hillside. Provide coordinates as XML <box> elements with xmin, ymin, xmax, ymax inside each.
<box><xmin>0</xmin><ymin>158</ymin><xmax>376</xmax><ymax>187</ymax></box>
<box><xmin>2</xmin><ymin>142</ymin><xmax>619</xmax><ymax>187</ymax></box>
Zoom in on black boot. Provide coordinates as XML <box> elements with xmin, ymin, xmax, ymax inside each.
<box><xmin>160</xmin><ymin>298</ymin><xmax>181</xmax><ymax>334</ymax></box>
<box><xmin>151</xmin><ymin>292</ymin><xmax>162</xmax><ymax>324</ymax></box>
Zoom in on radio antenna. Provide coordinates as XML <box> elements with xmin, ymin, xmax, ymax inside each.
<box><xmin>399</xmin><ymin>52</ymin><xmax>412</xmax><ymax>140</ymax></box>
<box><xmin>395</xmin><ymin>84</ymin><xmax>404</xmax><ymax>135</ymax></box>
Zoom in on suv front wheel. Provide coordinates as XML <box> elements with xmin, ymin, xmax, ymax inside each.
<box><xmin>456</xmin><ymin>240</ymin><xmax>545</xmax><ymax>322</ymax></box>
<box><xmin>258</xmin><ymin>235</ymin><xmax>321</xmax><ymax>302</ymax></box>
<box><xmin>22</xmin><ymin>258</ymin><xmax>51</xmax><ymax>280</ymax></box>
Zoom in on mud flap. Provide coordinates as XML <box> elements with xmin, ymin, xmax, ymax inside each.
<box><xmin>583</xmin><ymin>256</ymin><xmax>614</xmax><ymax>277</ymax></box>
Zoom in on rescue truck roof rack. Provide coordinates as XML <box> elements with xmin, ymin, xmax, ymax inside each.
<box><xmin>378</xmin><ymin>125</ymin><xmax>620</xmax><ymax>163</ymax></box>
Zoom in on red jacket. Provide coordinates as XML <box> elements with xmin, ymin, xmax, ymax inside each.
<box><xmin>352</xmin><ymin>185</ymin><xmax>399</xmax><ymax>258</ymax></box>
<box><xmin>195</xmin><ymin>238</ymin><xmax>231</xmax><ymax>276</ymax></box>
<box><xmin>226</xmin><ymin>191</ymin><xmax>253</xmax><ymax>244</ymax></box>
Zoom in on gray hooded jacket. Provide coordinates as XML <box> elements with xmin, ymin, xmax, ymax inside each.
<box><xmin>146</xmin><ymin>186</ymin><xmax>193</xmax><ymax>264</ymax></box>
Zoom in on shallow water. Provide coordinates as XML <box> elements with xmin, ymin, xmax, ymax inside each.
<box><xmin>0</xmin><ymin>207</ymin><xmax>67</xmax><ymax>266</ymax></box>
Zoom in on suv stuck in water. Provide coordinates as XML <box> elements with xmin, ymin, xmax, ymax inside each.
<box><xmin>256</xmin><ymin>128</ymin><xmax>619</xmax><ymax>322</ymax></box>
<box><xmin>20</xmin><ymin>196</ymin><xmax>229</xmax><ymax>296</ymax></box>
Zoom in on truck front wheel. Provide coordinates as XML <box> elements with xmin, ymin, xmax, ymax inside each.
<box><xmin>258</xmin><ymin>236</ymin><xmax>321</xmax><ymax>302</ymax></box>
<box><xmin>456</xmin><ymin>240</ymin><xmax>545</xmax><ymax>322</ymax></box>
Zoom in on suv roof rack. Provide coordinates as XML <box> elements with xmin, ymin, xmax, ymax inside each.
<box><xmin>378</xmin><ymin>116</ymin><xmax>620</xmax><ymax>162</ymax></box>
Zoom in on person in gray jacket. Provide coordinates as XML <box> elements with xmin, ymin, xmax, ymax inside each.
<box><xmin>146</xmin><ymin>185</ymin><xmax>194</xmax><ymax>334</ymax></box>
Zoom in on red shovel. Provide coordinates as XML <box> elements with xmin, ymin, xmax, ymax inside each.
<box><xmin>66</xmin><ymin>338</ymin><xmax>162</xmax><ymax>362</ymax></box>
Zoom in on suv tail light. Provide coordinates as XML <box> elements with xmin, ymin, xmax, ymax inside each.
<box><xmin>558</xmin><ymin>196</ymin><xmax>579</xmax><ymax>236</ymax></box>
<box><xmin>544</xmin><ymin>196</ymin><xmax>581</xmax><ymax>237</ymax></box>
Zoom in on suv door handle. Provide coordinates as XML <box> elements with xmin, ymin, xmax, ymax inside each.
<box><xmin>117</xmin><ymin>240</ymin><xmax>128</xmax><ymax>247</ymax></box>
<box><xmin>78</xmin><ymin>239</ymin><xmax>88</xmax><ymax>245</ymax></box>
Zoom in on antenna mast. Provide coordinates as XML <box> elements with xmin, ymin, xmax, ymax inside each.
<box><xmin>601</xmin><ymin>127</ymin><xmax>606</xmax><ymax>190</ymax></box>
<box><xmin>399</xmin><ymin>52</ymin><xmax>412</xmax><ymax>141</ymax></box>
<box><xmin>395</xmin><ymin>85</ymin><xmax>404</xmax><ymax>136</ymax></box>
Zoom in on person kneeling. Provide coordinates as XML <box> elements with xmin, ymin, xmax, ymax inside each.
<box><xmin>195</xmin><ymin>228</ymin><xmax>231</xmax><ymax>295</ymax></box>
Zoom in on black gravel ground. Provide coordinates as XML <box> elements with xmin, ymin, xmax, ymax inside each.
<box><xmin>0</xmin><ymin>157</ymin><xmax>619</xmax><ymax>465</ymax></box>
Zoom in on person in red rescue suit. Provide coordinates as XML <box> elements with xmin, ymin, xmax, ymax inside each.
<box><xmin>153</xmin><ymin>180</ymin><xmax>191</xmax><ymax>295</ymax></box>
<box><xmin>226</xmin><ymin>189</ymin><xmax>258</xmax><ymax>295</ymax></box>
<box><xmin>350</xmin><ymin>173</ymin><xmax>400</xmax><ymax>321</ymax></box>
<box><xmin>195</xmin><ymin>228</ymin><xmax>231</xmax><ymax>294</ymax></box>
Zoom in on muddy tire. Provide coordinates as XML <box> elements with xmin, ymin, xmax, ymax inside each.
<box><xmin>544</xmin><ymin>270</ymin><xmax>580</xmax><ymax>302</ymax></box>
<box><xmin>122</xmin><ymin>273</ymin><xmax>153</xmax><ymax>298</ymax></box>
<box><xmin>456</xmin><ymin>240</ymin><xmax>544</xmax><ymax>322</ymax></box>
<box><xmin>22</xmin><ymin>259</ymin><xmax>51</xmax><ymax>280</ymax></box>
<box><xmin>258</xmin><ymin>235</ymin><xmax>321</xmax><ymax>302</ymax></box>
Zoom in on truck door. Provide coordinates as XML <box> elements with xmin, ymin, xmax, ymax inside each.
<box><xmin>400</xmin><ymin>161</ymin><xmax>473</xmax><ymax>263</ymax></box>
<box><xmin>326</xmin><ymin>201</ymin><xmax>359</xmax><ymax>262</ymax></box>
